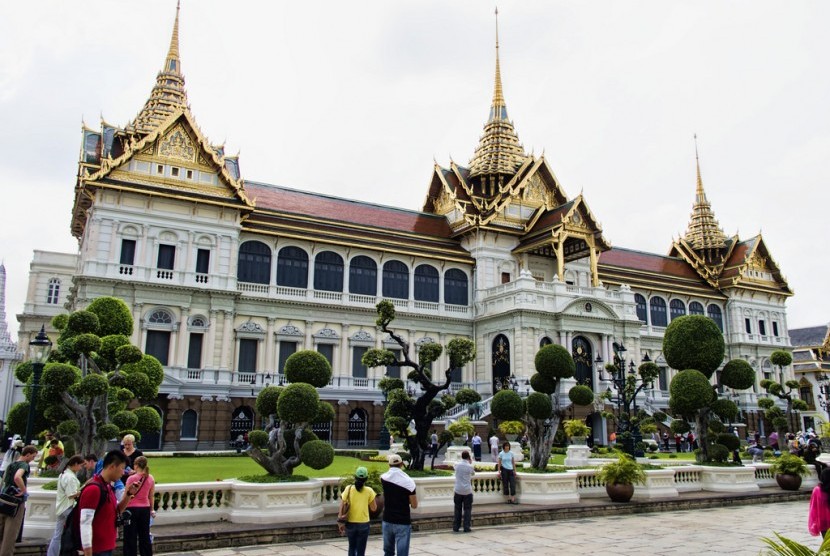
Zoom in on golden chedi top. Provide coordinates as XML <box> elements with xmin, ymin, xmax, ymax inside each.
<box><xmin>683</xmin><ymin>138</ymin><xmax>727</xmax><ymax>252</ymax></box>
<box><xmin>129</xmin><ymin>1</ymin><xmax>189</xmax><ymax>135</ymax></box>
<box><xmin>467</xmin><ymin>8</ymin><xmax>526</xmax><ymax>179</ymax></box>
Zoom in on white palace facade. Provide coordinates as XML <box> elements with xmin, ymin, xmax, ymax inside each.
<box><xmin>16</xmin><ymin>7</ymin><xmax>795</xmax><ymax>450</ymax></box>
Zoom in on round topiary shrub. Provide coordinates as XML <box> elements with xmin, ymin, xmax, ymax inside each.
<box><xmin>708</xmin><ymin>443</ymin><xmax>730</xmax><ymax>463</ymax></box>
<box><xmin>277</xmin><ymin>383</ymin><xmax>320</xmax><ymax>424</ymax></box>
<box><xmin>315</xmin><ymin>401</ymin><xmax>335</xmax><ymax>423</ymax></box>
<box><xmin>284</xmin><ymin>350</ymin><xmax>332</xmax><ymax>388</ymax></box>
<box><xmin>115</xmin><ymin>345</ymin><xmax>143</xmax><ymax>365</ymax></box>
<box><xmin>454</xmin><ymin>388</ymin><xmax>482</xmax><ymax>406</ymax></box>
<box><xmin>133</xmin><ymin>406</ymin><xmax>162</xmax><ymax>432</ymax></box>
<box><xmin>569</xmin><ymin>384</ymin><xmax>595</xmax><ymax>406</ymax></box>
<box><xmin>708</xmin><ymin>420</ymin><xmax>726</xmax><ymax>434</ymax></box>
<box><xmin>249</xmin><ymin>430</ymin><xmax>269</xmax><ymax>449</ymax></box>
<box><xmin>525</xmin><ymin>392</ymin><xmax>552</xmax><ymax>420</ymax></box>
<box><xmin>86</xmin><ymin>297</ymin><xmax>134</xmax><ymax>337</ymax></box>
<box><xmin>669</xmin><ymin>370</ymin><xmax>715</xmax><ymax>415</ymax></box>
<box><xmin>67</xmin><ymin>311</ymin><xmax>100</xmax><ymax>335</ymax></box>
<box><xmin>710</xmin><ymin>398</ymin><xmax>738</xmax><ymax>421</ymax></box>
<box><xmin>716</xmin><ymin>433</ymin><xmax>740</xmax><ymax>452</ymax></box>
<box><xmin>770</xmin><ymin>350</ymin><xmax>793</xmax><ymax>368</ymax></box>
<box><xmin>300</xmin><ymin>440</ymin><xmax>335</xmax><ymax>470</ymax></box>
<box><xmin>57</xmin><ymin>419</ymin><xmax>80</xmax><ymax>438</ymax></box>
<box><xmin>534</xmin><ymin>344</ymin><xmax>576</xmax><ymax>381</ymax></box>
<box><xmin>123</xmin><ymin>372</ymin><xmax>153</xmax><ymax>401</ymax></box>
<box><xmin>256</xmin><ymin>386</ymin><xmax>282</xmax><ymax>416</ymax></box>
<box><xmin>490</xmin><ymin>390</ymin><xmax>524</xmax><ymax>421</ymax></box>
<box><xmin>670</xmin><ymin>419</ymin><xmax>691</xmax><ymax>434</ymax></box>
<box><xmin>111</xmin><ymin>410</ymin><xmax>139</xmax><ymax>431</ymax></box>
<box><xmin>51</xmin><ymin>314</ymin><xmax>69</xmax><ymax>331</ymax></box>
<box><xmin>41</xmin><ymin>363</ymin><xmax>81</xmax><ymax>394</ymax></box>
<box><xmin>78</xmin><ymin>373</ymin><xmax>109</xmax><ymax>398</ymax></box>
<box><xmin>663</xmin><ymin>315</ymin><xmax>725</xmax><ymax>378</ymax></box>
<box><xmin>720</xmin><ymin>359</ymin><xmax>755</xmax><ymax>390</ymax></box>
<box><xmin>96</xmin><ymin>423</ymin><xmax>120</xmax><ymax>440</ymax></box>
<box><xmin>529</xmin><ymin>372</ymin><xmax>556</xmax><ymax>395</ymax></box>
<box><xmin>74</xmin><ymin>333</ymin><xmax>102</xmax><ymax>355</ymax></box>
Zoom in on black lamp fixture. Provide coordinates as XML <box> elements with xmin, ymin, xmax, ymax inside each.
<box><xmin>25</xmin><ymin>326</ymin><xmax>53</xmax><ymax>445</ymax></box>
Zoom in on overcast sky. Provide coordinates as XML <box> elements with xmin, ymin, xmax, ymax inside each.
<box><xmin>1</xmin><ymin>1</ymin><xmax>828</xmax><ymax>341</ymax></box>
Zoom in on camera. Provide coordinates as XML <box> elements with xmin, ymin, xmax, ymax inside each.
<box><xmin>117</xmin><ymin>509</ymin><xmax>132</xmax><ymax>528</ymax></box>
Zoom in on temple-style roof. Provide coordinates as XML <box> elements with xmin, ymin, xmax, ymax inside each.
<box><xmin>128</xmin><ymin>1</ymin><xmax>189</xmax><ymax>135</ymax></box>
<box><xmin>682</xmin><ymin>140</ymin><xmax>727</xmax><ymax>252</ymax></box>
<box><xmin>790</xmin><ymin>325</ymin><xmax>830</xmax><ymax>348</ymax></box>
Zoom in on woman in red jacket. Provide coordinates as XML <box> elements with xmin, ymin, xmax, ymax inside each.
<box><xmin>808</xmin><ymin>467</ymin><xmax>830</xmax><ymax>538</ymax></box>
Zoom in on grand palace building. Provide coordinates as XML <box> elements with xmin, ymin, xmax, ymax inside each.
<box><xmin>15</xmin><ymin>7</ymin><xmax>798</xmax><ymax>450</ymax></box>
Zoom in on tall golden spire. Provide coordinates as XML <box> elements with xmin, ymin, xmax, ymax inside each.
<box><xmin>131</xmin><ymin>0</ymin><xmax>188</xmax><ymax>134</ymax></box>
<box><xmin>468</xmin><ymin>7</ymin><xmax>526</xmax><ymax>180</ymax></box>
<box><xmin>683</xmin><ymin>135</ymin><xmax>727</xmax><ymax>254</ymax></box>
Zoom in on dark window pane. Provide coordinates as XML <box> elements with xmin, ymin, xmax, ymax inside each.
<box><xmin>540</xmin><ymin>337</ymin><xmax>552</xmax><ymax>348</ymax></box>
<box><xmin>745</xmin><ymin>318</ymin><xmax>752</xmax><ymax>334</ymax></box>
<box><xmin>120</xmin><ymin>239</ymin><xmax>136</xmax><ymax>265</ymax></box>
<box><xmin>277</xmin><ymin>247</ymin><xmax>309</xmax><ymax>288</ymax></box>
<box><xmin>349</xmin><ymin>256</ymin><xmax>377</xmax><ymax>295</ymax></box>
<box><xmin>314</xmin><ymin>251</ymin><xmax>344</xmax><ymax>292</ymax></box>
<box><xmin>278</xmin><ymin>341</ymin><xmax>297</xmax><ymax>374</ymax></box>
<box><xmin>238</xmin><ymin>241</ymin><xmax>271</xmax><ymax>284</ymax></box>
<box><xmin>196</xmin><ymin>249</ymin><xmax>210</xmax><ymax>274</ymax></box>
<box><xmin>670</xmin><ymin>299</ymin><xmax>686</xmax><ymax>321</ymax></box>
<box><xmin>385</xmin><ymin>349</ymin><xmax>401</xmax><ymax>377</ymax></box>
<box><xmin>352</xmin><ymin>347</ymin><xmax>368</xmax><ymax>378</ymax></box>
<box><xmin>450</xmin><ymin>367</ymin><xmax>462</xmax><ymax>383</ymax></box>
<box><xmin>689</xmin><ymin>302</ymin><xmax>705</xmax><ymax>316</ymax></box>
<box><xmin>635</xmin><ymin>294</ymin><xmax>647</xmax><ymax>323</ymax></box>
<box><xmin>707</xmin><ymin>305</ymin><xmax>724</xmax><ymax>332</ymax></box>
<box><xmin>181</xmin><ymin>410</ymin><xmax>198</xmax><ymax>439</ymax></box>
<box><xmin>772</xmin><ymin>322</ymin><xmax>779</xmax><ymax>337</ymax></box>
<box><xmin>414</xmin><ymin>264</ymin><xmax>439</xmax><ymax>302</ymax></box>
<box><xmin>658</xmin><ymin>368</ymin><xmax>668</xmax><ymax>391</ymax></box>
<box><xmin>187</xmin><ymin>333</ymin><xmax>203</xmax><ymax>369</ymax></box>
<box><xmin>649</xmin><ymin>297</ymin><xmax>667</xmax><ymax>327</ymax></box>
<box><xmin>238</xmin><ymin>339</ymin><xmax>258</xmax><ymax>372</ymax></box>
<box><xmin>157</xmin><ymin>244</ymin><xmax>176</xmax><ymax>270</ymax></box>
<box><xmin>759</xmin><ymin>320</ymin><xmax>767</xmax><ymax>336</ymax></box>
<box><xmin>145</xmin><ymin>330</ymin><xmax>171</xmax><ymax>366</ymax></box>
<box><xmin>444</xmin><ymin>269</ymin><xmax>468</xmax><ymax>305</ymax></box>
<box><xmin>317</xmin><ymin>344</ymin><xmax>334</xmax><ymax>366</ymax></box>
<box><xmin>382</xmin><ymin>261</ymin><xmax>409</xmax><ymax>299</ymax></box>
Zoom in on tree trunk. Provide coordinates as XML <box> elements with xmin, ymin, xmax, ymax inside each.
<box><xmin>246</xmin><ymin>421</ymin><xmax>302</xmax><ymax>476</ymax></box>
<box><xmin>695</xmin><ymin>408</ymin><xmax>710</xmax><ymax>462</ymax></box>
<box><xmin>526</xmin><ymin>415</ymin><xmax>560</xmax><ymax>470</ymax></box>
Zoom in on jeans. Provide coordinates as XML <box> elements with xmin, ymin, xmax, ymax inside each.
<box><xmin>501</xmin><ymin>469</ymin><xmax>516</xmax><ymax>496</ymax></box>
<box><xmin>345</xmin><ymin>522</ymin><xmax>370</xmax><ymax>556</ymax></box>
<box><xmin>453</xmin><ymin>493</ymin><xmax>473</xmax><ymax>531</ymax></box>
<box><xmin>382</xmin><ymin>521</ymin><xmax>411</xmax><ymax>556</ymax></box>
<box><xmin>47</xmin><ymin>507</ymin><xmax>73</xmax><ymax>556</ymax></box>
<box><xmin>123</xmin><ymin>506</ymin><xmax>153</xmax><ymax>556</ymax></box>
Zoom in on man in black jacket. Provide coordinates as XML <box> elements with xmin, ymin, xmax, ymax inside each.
<box><xmin>380</xmin><ymin>454</ymin><xmax>418</xmax><ymax>556</ymax></box>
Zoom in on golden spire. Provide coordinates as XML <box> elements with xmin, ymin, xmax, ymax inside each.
<box><xmin>131</xmin><ymin>0</ymin><xmax>188</xmax><ymax>134</ymax></box>
<box><xmin>683</xmin><ymin>135</ymin><xmax>727</xmax><ymax>253</ymax></box>
<box><xmin>468</xmin><ymin>7</ymin><xmax>526</xmax><ymax>180</ymax></box>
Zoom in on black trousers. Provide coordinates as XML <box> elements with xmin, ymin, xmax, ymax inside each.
<box><xmin>123</xmin><ymin>506</ymin><xmax>153</xmax><ymax>556</ymax></box>
<box><xmin>453</xmin><ymin>493</ymin><xmax>473</xmax><ymax>532</ymax></box>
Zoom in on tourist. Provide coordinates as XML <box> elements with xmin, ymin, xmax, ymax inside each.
<box><xmin>430</xmin><ymin>430</ymin><xmax>438</xmax><ymax>458</ymax></box>
<box><xmin>47</xmin><ymin>455</ymin><xmax>84</xmax><ymax>556</ymax></box>
<box><xmin>380</xmin><ymin>454</ymin><xmax>417</xmax><ymax>556</ymax></box>
<box><xmin>0</xmin><ymin>445</ymin><xmax>37</xmax><ymax>555</ymax></box>
<box><xmin>0</xmin><ymin>437</ymin><xmax>22</xmax><ymax>479</ymax></box>
<box><xmin>337</xmin><ymin>466</ymin><xmax>377</xmax><ymax>556</ymax></box>
<box><xmin>489</xmin><ymin>432</ymin><xmax>499</xmax><ymax>462</ymax></box>
<box><xmin>769</xmin><ymin>431</ymin><xmax>780</xmax><ymax>451</ymax></box>
<box><xmin>809</xmin><ymin>467</ymin><xmax>830</xmax><ymax>538</ymax></box>
<box><xmin>39</xmin><ymin>431</ymin><xmax>63</xmax><ymax>474</ymax></box>
<box><xmin>609</xmin><ymin>431</ymin><xmax>616</xmax><ymax>446</ymax></box>
<box><xmin>124</xmin><ymin>456</ymin><xmax>155</xmax><ymax>556</ymax></box>
<box><xmin>496</xmin><ymin>441</ymin><xmax>517</xmax><ymax>505</ymax></box>
<box><xmin>76</xmin><ymin>454</ymin><xmax>98</xmax><ymax>484</ymax></box>
<box><xmin>662</xmin><ymin>432</ymin><xmax>669</xmax><ymax>451</ymax></box>
<box><xmin>471</xmin><ymin>432</ymin><xmax>482</xmax><ymax>462</ymax></box>
<box><xmin>747</xmin><ymin>438</ymin><xmax>765</xmax><ymax>463</ymax></box>
<box><xmin>47</xmin><ymin>439</ymin><xmax>64</xmax><ymax>471</ymax></box>
<box><xmin>688</xmin><ymin>431</ymin><xmax>697</xmax><ymax>451</ymax></box>
<box><xmin>804</xmin><ymin>442</ymin><xmax>826</xmax><ymax>477</ymax></box>
<box><xmin>121</xmin><ymin>434</ymin><xmax>144</xmax><ymax>483</ymax></box>
<box><xmin>452</xmin><ymin>451</ymin><xmax>475</xmax><ymax>533</ymax></box>
<box><xmin>674</xmin><ymin>433</ymin><xmax>681</xmax><ymax>453</ymax></box>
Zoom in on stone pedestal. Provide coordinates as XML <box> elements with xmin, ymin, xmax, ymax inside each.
<box><xmin>444</xmin><ymin>445</ymin><xmax>468</xmax><ymax>463</ymax></box>
<box><xmin>510</xmin><ymin>443</ymin><xmax>525</xmax><ymax>463</ymax></box>
<box><xmin>564</xmin><ymin>444</ymin><xmax>591</xmax><ymax>467</ymax></box>
<box><xmin>389</xmin><ymin>442</ymin><xmax>405</xmax><ymax>454</ymax></box>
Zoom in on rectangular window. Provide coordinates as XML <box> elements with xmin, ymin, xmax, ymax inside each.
<box><xmin>658</xmin><ymin>367</ymin><xmax>668</xmax><ymax>391</ymax></box>
<box><xmin>450</xmin><ymin>366</ymin><xmax>462</xmax><ymax>383</ymax></box>
<box><xmin>758</xmin><ymin>320</ymin><xmax>767</xmax><ymax>336</ymax></box>
<box><xmin>744</xmin><ymin>318</ymin><xmax>752</xmax><ymax>334</ymax></box>
<box><xmin>145</xmin><ymin>330</ymin><xmax>171</xmax><ymax>366</ymax></box>
<box><xmin>238</xmin><ymin>339</ymin><xmax>258</xmax><ymax>373</ymax></box>
<box><xmin>317</xmin><ymin>344</ymin><xmax>334</xmax><ymax>367</ymax></box>
<box><xmin>352</xmin><ymin>347</ymin><xmax>368</xmax><ymax>378</ymax></box>
<box><xmin>501</xmin><ymin>272</ymin><xmax>511</xmax><ymax>284</ymax></box>
<box><xmin>171</xmin><ymin>167</ymin><xmax>180</xmax><ymax>177</ymax></box>
<box><xmin>278</xmin><ymin>341</ymin><xmax>297</xmax><ymax>374</ymax></box>
<box><xmin>187</xmin><ymin>333</ymin><xmax>204</xmax><ymax>369</ymax></box>
<box><xmin>196</xmin><ymin>249</ymin><xmax>210</xmax><ymax>274</ymax></box>
<box><xmin>186</xmin><ymin>169</ymin><xmax>194</xmax><ymax>180</ymax></box>
<box><xmin>157</xmin><ymin>244</ymin><xmax>176</xmax><ymax>270</ymax></box>
<box><xmin>156</xmin><ymin>164</ymin><xmax>164</xmax><ymax>175</ymax></box>
<box><xmin>120</xmin><ymin>239</ymin><xmax>136</xmax><ymax>265</ymax></box>
<box><xmin>385</xmin><ymin>349</ymin><xmax>401</xmax><ymax>378</ymax></box>
<box><xmin>772</xmin><ymin>322</ymin><xmax>780</xmax><ymax>337</ymax></box>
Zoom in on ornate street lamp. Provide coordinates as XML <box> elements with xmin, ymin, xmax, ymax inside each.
<box><xmin>603</xmin><ymin>342</ymin><xmax>652</xmax><ymax>457</ymax></box>
<box><xmin>25</xmin><ymin>326</ymin><xmax>52</xmax><ymax>445</ymax></box>
<box><xmin>816</xmin><ymin>374</ymin><xmax>830</xmax><ymax>422</ymax></box>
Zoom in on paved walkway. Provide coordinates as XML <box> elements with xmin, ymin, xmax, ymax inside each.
<box><xmin>166</xmin><ymin>500</ymin><xmax>816</xmax><ymax>555</ymax></box>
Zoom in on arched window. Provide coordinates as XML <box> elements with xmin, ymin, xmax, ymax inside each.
<box><xmin>634</xmin><ymin>294</ymin><xmax>647</xmax><ymax>323</ymax></box>
<box><xmin>707</xmin><ymin>304</ymin><xmax>724</xmax><ymax>332</ymax></box>
<box><xmin>349</xmin><ymin>256</ymin><xmax>377</xmax><ymax>296</ymax></box>
<box><xmin>649</xmin><ymin>297</ymin><xmax>668</xmax><ymax>327</ymax></box>
<box><xmin>382</xmin><ymin>261</ymin><xmax>409</xmax><ymax>299</ymax></box>
<box><xmin>237</xmin><ymin>241</ymin><xmax>271</xmax><ymax>284</ymax></box>
<box><xmin>276</xmin><ymin>246</ymin><xmax>308</xmax><ymax>288</ymax></box>
<box><xmin>689</xmin><ymin>301</ymin><xmax>705</xmax><ymax>316</ymax></box>
<box><xmin>540</xmin><ymin>337</ymin><xmax>553</xmax><ymax>348</ymax></box>
<box><xmin>181</xmin><ymin>409</ymin><xmax>198</xmax><ymax>440</ymax></box>
<box><xmin>148</xmin><ymin>310</ymin><xmax>173</xmax><ymax>324</ymax></box>
<box><xmin>314</xmin><ymin>251</ymin><xmax>344</xmax><ymax>292</ymax></box>
<box><xmin>669</xmin><ymin>299</ymin><xmax>686</xmax><ymax>321</ymax></box>
<box><xmin>46</xmin><ymin>278</ymin><xmax>60</xmax><ymax>305</ymax></box>
<box><xmin>444</xmin><ymin>269</ymin><xmax>468</xmax><ymax>306</ymax></box>
<box><xmin>347</xmin><ymin>408</ymin><xmax>368</xmax><ymax>447</ymax></box>
<box><xmin>413</xmin><ymin>264</ymin><xmax>439</xmax><ymax>302</ymax></box>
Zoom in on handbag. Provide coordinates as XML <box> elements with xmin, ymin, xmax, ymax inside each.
<box><xmin>0</xmin><ymin>492</ymin><xmax>21</xmax><ymax>517</ymax></box>
<box><xmin>337</xmin><ymin>485</ymin><xmax>352</xmax><ymax>524</ymax></box>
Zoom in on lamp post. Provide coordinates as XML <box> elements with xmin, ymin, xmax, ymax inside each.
<box><xmin>25</xmin><ymin>325</ymin><xmax>52</xmax><ymax>445</ymax></box>
<box><xmin>603</xmin><ymin>342</ymin><xmax>652</xmax><ymax>457</ymax></box>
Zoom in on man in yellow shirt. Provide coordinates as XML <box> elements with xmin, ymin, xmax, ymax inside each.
<box><xmin>338</xmin><ymin>466</ymin><xmax>377</xmax><ymax>556</ymax></box>
<box><xmin>39</xmin><ymin>431</ymin><xmax>64</xmax><ymax>474</ymax></box>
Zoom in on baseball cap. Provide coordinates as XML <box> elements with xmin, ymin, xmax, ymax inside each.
<box><xmin>387</xmin><ymin>454</ymin><xmax>403</xmax><ymax>466</ymax></box>
<box><xmin>355</xmin><ymin>467</ymin><xmax>369</xmax><ymax>479</ymax></box>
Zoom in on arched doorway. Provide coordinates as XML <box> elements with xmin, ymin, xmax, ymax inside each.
<box><xmin>572</xmin><ymin>336</ymin><xmax>594</xmax><ymax>390</ymax></box>
<box><xmin>230</xmin><ymin>406</ymin><xmax>254</xmax><ymax>441</ymax></box>
<box><xmin>136</xmin><ymin>405</ymin><xmax>163</xmax><ymax>451</ymax></box>
<box><xmin>492</xmin><ymin>334</ymin><xmax>510</xmax><ymax>394</ymax></box>
<box><xmin>347</xmin><ymin>409</ymin><xmax>367</xmax><ymax>446</ymax></box>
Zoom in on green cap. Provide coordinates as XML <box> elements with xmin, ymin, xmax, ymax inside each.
<box><xmin>355</xmin><ymin>466</ymin><xmax>369</xmax><ymax>479</ymax></box>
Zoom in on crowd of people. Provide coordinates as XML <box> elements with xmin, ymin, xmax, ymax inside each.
<box><xmin>0</xmin><ymin>431</ymin><xmax>155</xmax><ymax>556</ymax></box>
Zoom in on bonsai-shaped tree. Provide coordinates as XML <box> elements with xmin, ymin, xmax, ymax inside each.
<box><xmin>363</xmin><ymin>300</ymin><xmax>476</xmax><ymax>470</ymax></box>
<box><xmin>758</xmin><ymin>350</ymin><xmax>807</xmax><ymax>441</ymax></box>
<box><xmin>247</xmin><ymin>350</ymin><xmax>336</xmax><ymax>476</ymax></box>
<box><xmin>663</xmin><ymin>315</ymin><xmax>756</xmax><ymax>462</ymax></box>
<box><xmin>9</xmin><ymin>297</ymin><xmax>163</xmax><ymax>455</ymax></box>
<box><xmin>490</xmin><ymin>344</ymin><xmax>594</xmax><ymax>470</ymax></box>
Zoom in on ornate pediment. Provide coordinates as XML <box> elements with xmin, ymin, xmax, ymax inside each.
<box><xmin>159</xmin><ymin>124</ymin><xmax>196</xmax><ymax>163</ymax></box>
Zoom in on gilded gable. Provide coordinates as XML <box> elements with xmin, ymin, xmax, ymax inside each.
<box><xmin>159</xmin><ymin>125</ymin><xmax>196</xmax><ymax>163</ymax></box>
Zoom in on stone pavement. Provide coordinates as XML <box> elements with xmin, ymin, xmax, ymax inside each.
<box><xmin>166</xmin><ymin>500</ymin><xmax>816</xmax><ymax>556</ymax></box>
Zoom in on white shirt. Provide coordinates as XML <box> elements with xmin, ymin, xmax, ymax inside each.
<box><xmin>56</xmin><ymin>467</ymin><xmax>81</xmax><ymax>515</ymax></box>
<box><xmin>489</xmin><ymin>435</ymin><xmax>499</xmax><ymax>450</ymax></box>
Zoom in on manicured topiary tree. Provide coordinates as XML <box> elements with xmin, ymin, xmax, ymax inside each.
<box><xmin>757</xmin><ymin>350</ymin><xmax>806</xmax><ymax>440</ymax></box>
<box><xmin>247</xmin><ymin>350</ymin><xmax>335</xmax><ymax>476</ymax></box>
<box><xmin>663</xmin><ymin>315</ymin><xmax>754</xmax><ymax>462</ymax></box>
<box><xmin>8</xmin><ymin>297</ymin><xmax>163</xmax><ymax>456</ymax></box>
<box><xmin>364</xmin><ymin>301</ymin><xmax>476</xmax><ymax>470</ymax></box>
<box><xmin>491</xmin><ymin>344</ymin><xmax>592</xmax><ymax>470</ymax></box>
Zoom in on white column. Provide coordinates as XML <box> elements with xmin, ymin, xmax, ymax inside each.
<box><xmin>265</xmin><ymin>318</ymin><xmax>276</xmax><ymax>372</ymax></box>
<box><xmin>175</xmin><ymin>308</ymin><xmax>190</xmax><ymax>367</ymax></box>
<box><xmin>132</xmin><ymin>303</ymin><xmax>143</xmax><ymax>347</ymax></box>
<box><xmin>305</xmin><ymin>320</ymin><xmax>313</xmax><ymax>350</ymax></box>
<box><xmin>340</xmin><ymin>325</ymin><xmax>351</xmax><ymax>377</ymax></box>
<box><xmin>220</xmin><ymin>311</ymin><xmax>233</xmax><ymax>371</ymax></box>
<box><xmin>206</xmin><ymin>310</ymin><xmax>219</xmax><ymax>368</ymax></box>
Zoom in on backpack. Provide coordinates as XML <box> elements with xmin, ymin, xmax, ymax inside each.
<box><xmin>59</xmin><ymin>480</ymin><xmax>109</xmax><ymax>556</ymax></box>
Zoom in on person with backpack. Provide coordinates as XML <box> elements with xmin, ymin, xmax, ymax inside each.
<box><xmin>0</xmin><ymin>445</ymin><xmax>37</xmax><ymax>555</ymax></box>
<box><xmin>123</xmin><ymin>456</ymin><xmax>155</xmax><ymax>556</ymax></box>
<box><xmin>337</xmin><ymin>466</ymin><xmax>377</xmax><ymax>556</ymax></box>
<box><xmin>46</xmin><ymin>455</ymin><xmax>84</xmax><ymax>556</ymax></box>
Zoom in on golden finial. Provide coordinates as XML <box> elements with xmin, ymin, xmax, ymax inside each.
<box><xmin>166</xmin><ymin>0</ymin><xmax>182</xmax><ymax>74</ymax></box>
<box><xmin>491</xmin><ymin>7</ymin><xmax>506</xmax><ymax>118</ymax></box>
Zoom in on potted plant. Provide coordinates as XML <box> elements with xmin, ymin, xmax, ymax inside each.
<box><xmin>563</xmin><ymin>419</ymin><xmax>591</xmax><ymax>445</ymax></box>
<box><xmin>596</xmin><ymin>455</ymin><xmax>646</xmax><ymax>502</ymax></box>
<box><xmin>498</xmin><ymin>420</ymin><xmax>524</xmax><ymax>441</ymax></box>
<box><xmin>447</xmin><ymin>418</ymin><xmax>475</xmax><ymax>446</ymax></box>
<box><xmin>769</xmin><ymin>453</ymin><xmax>809</xmax><ymax>491</ymax></box>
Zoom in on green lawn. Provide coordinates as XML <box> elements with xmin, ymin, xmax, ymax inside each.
<box><xmin>146</xmin><ymin>455</ymin><xmax>388</xmax><ymax>484</ymax></box>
